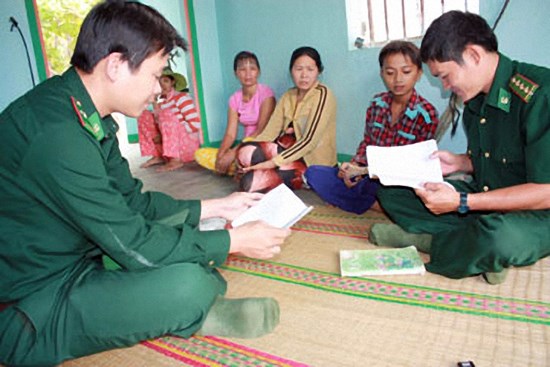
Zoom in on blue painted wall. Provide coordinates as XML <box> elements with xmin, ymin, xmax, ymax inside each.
<box><xmin>0</xmin><ymin>1</ymin><xmax>39</xmax><ymax>111</ymax></box>
<box><xmin>2</xmin><ymin>0</ymin><xmax>549</xmax><ymax>156</ymax></box>
<box><xmin>192</xmin><ymin>0</ymin><xmax>550</xmax><ymax>155</ymax></box>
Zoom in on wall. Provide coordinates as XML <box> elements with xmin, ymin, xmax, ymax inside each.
<box><xmin>494</xmin><ymin>0</ymin><xmax>550</xmax><ymax>66</ymax></box>
<box><xmin>0</xmin><ymin>1</ymin><xmax>40</xmax><ymax>111</ymax></box>
<box><xmin>2</xmin><ymin>1</ymin><xmax>549</xmax><ymax>156</ymax></box>
<box><xmin>192</xmin><ymin>0</ymin><xmax>550</xmax><ymax>156</ymax></box>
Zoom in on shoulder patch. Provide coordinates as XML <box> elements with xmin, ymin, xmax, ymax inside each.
<box><xmin>71</xmin><ymin>97</ymin><xmax>105</xmax><ymax>141</ymax></box>
<box><xmin>509</xmin><ymin>73</ymin><xmax>539</xmax><ymax>103</ymax></box>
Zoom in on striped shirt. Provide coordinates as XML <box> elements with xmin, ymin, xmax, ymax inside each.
<box><xmin>158</xmin><ymin>91</ymin><xmax>201</xmax><ymax>134</ymax></box>
<box><xmin>254</xmin><ymin>82</ymin><xmax>337</xmax><ymax>167</ymax></box>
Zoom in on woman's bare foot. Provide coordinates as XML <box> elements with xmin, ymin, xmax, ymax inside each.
<box><xmin>156</xmin><ymin>159</ymin><xmax>184</xmax><ymax>172</ymax></box>
<box><xmin>140</xmin><ymin>156</ymin><xmax>165</xmax><ymax>168</ymax></box>
<box><xmin>370</xmin><ymin>201</ymin><xmax>383</xmax><ymax>212</ymax></box>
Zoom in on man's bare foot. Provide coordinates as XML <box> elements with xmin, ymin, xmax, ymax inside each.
<box><xmin>156</xmin><ymin>159</ymin><xmax>184</xmax><ymax>172</ymax></box>
<box><xmin>140</xmin><ymin>157</ymin><xmax>165</xmax><ymax>168</ymax></box>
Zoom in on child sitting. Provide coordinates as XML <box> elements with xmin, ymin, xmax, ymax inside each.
<box><xmin>305</xmin><ymin>40</ymin><xmax>439</xmax><ymax>214</ymax></box>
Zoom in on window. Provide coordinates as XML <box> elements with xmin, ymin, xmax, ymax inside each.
<box><xmin>346</xmin><ymin>0</ymin><xmax>479</xmax><ymax>49</ymax></box>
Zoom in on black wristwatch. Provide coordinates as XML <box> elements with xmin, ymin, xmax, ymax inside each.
<box><xmin>458</xmin><ymin>192</ymin><xmax>469</xmax><ymax>214</ymax></box>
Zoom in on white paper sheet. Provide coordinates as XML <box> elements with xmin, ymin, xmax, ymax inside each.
<box><xmin>366</xmin><ymin>139</ymin><xmax>444</xmax><ymax>189</ymax></box>
<box><xmin>231</xmin><ymin>184</ymin><xmax>313</xmax><ymax>229</ymax></box>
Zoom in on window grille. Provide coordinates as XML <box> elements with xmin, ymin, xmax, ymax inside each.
<box><xmin>346</xmin><ymin>0</ymin><xmax>479</xmax><ymax>49</ymax></box>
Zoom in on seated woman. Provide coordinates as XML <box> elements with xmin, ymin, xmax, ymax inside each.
<box><xmin>305</xmin><ymin>40</ymin><xmax>439</xmax><ymax>214</ymax></box>
<box><xmin>237</xmin><ymin>46</ymin><xmax>337</xmax><ymax>193</ymax></box>
<box><xmin>138</xmin><ymin>67</ymin><xmax>202</xmax><ymax>172</ymax></box>
<box><xmin>195</xmin><ymin>51</ymin><xmax>276</xmax><ymax>175</ymax></box>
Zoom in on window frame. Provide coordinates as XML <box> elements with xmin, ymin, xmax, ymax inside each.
<box><xmin>346</xmin><ymin>0</ymin><xmax>479</xmax><ymax>50</ymax></box>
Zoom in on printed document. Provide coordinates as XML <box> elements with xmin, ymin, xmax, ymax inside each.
<box><xmin>231</xmin><ymin>184</ymin><xmax>313</xmax><ymax>229</ymax></box>
<box><xmin>366</xmin><ymin>139</ymin><xmax>443</xmax><ymax>188</ymax></box>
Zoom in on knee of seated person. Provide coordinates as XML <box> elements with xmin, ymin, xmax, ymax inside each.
<box><xmin>236</xmin><ymin>144</ymin><xmax>257</xmax><ymax>167</ymax></box>
<box><xmin>476</xmin><ymin>215</ymin><xmax>522</xmax><ymax>261</ymax></box>
<box><xmin>145</xmin><ymin>263</ymin><xmax>224</xmax><ymax>313</ymax></box>
<box><xmin>304</xmin><ymin>165</ymin><xmax>323</xmax><ymax>180</ymax></box>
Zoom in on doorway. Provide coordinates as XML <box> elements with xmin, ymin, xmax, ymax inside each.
<box><xmin>35</xmin><ymin>0</ymin><xmax>100</xmax><ymax>77</ymax></box>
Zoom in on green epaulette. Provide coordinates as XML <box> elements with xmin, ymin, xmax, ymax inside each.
<box><xmin>509</xmin><ymin>73</ymin><xmax>539</xmax><ymax>103</ymax></box>
<box><xmin>70</xmin><ymin>96</ymin><xmax>105</xmax><ymax>141</ymax></box>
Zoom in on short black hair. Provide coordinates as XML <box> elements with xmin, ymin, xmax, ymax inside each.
<box><xmin>289</xmin><ymin>46</ymin><xmax>324</xmax><ymax>73</ymax></box>
<box><xmin>420</xmin><ymin>11</ymin><xmax>498</xmax><ymax>64</ymax></box>
<box><xmin>379</xmin><ymin>40</ymin><xmax>421</xmax><ymax>69</ymax></box>
<box><xmin>71</xmin><ymin>0</ymin><xmax>187</xmax><ymax>73</ymax></box>
<box><xmin>233</xmin><ymin>51</ymin><xmax>260</xmax><ymax>71</ymax></box>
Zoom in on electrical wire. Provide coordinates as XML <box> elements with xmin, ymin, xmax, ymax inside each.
<box><xmin>9</xmin><ymin>16</ymin><xmax>36</xmax><ymax>87</ymax></box>
<box><xmin>444</xmin><ymin>0</ymin><xmax>511</xmax><ymax>137</ymax></box>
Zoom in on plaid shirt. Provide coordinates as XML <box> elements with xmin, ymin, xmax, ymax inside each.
<box><xmin>352</xmin><ymin>89</ymin><xmax>439</xmax><ymax>166</ymax></box>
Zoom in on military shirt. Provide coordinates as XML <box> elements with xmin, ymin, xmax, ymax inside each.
<box><xmin>0</xmin><ymin>68</ymin><xmax>230</xmax><ymax>304</ymax></box>
<box><xmin>463</xmin><ymin>53</ymin><xmax>550</xmax><ymax>192</ymax></box>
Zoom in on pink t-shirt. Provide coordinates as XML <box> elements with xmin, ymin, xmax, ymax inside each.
<box><xmin>229</xmin><ymin>83</ymin><xmax>275</xmax><ymax>137</ymax></box>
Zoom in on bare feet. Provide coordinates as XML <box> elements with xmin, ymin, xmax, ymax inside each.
<box><xmin>370</xmin><ymin>201</ymin><xmax>383</xmax><ymax>212</ymax></box>
<box><xmin>156</xmin><ymin>159</ymin><xmax>184</xmax><ymax>172</ymax></box>
<box><xmin>140</xmin><ymin>156</ymin><xmax>165</xmax><ymax>168</ymax></box>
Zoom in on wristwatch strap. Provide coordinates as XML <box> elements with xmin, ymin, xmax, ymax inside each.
<box><xmin>458</xmin><ymin>191</ymin><xmax>469</xmax><ymax>214</ymax></box>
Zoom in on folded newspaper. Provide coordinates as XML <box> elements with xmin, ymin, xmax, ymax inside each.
<box><xmin>366</xmin><ymin>139</ymin><xmax>444</xmax><ymax>189</ymax></box>
<box><xmin>340</xmin><ymin>246</ymin><xmax>426</xmax><ymax>276</ymax></box>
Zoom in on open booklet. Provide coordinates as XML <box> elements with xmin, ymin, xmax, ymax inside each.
<box><xmin>340</xmin><ymin>246</ymin><xmax>426</xmax><ymax>277</ymax></box>
<box><xmin>231</xmin><ymin>183</ymin><xmax>313</xmax><ymax>229</ymax></box>
<box><xmin>366</xmin><ymin>139</ymin><xmax>444</xmax><ymax>189</ymax></box>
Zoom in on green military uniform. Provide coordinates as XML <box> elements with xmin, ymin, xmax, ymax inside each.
<box><xmin>378</xmin><ymin>53</ymin><xmax>550</xmax><ymax>279</ymax></box>
<box><xmin>0</xmin><ymin>68</ymin><xmax>230</xmax><ymax>366</ymax></box>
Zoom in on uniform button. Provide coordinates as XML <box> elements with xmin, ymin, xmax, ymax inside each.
<box><xmin>480</xmin><ymin>117</ymin><xmax>486</xmax><ymax>124</ymax></box>
<box><xmin>483</xmin><ymin>185</ymin><xmax>489</xmax><ymax>192</ymax></box>
<box><xmin>502</xmin><ymin>157</ymin><xmax>507</xmax><ymax>163</ymax></box>
<box><xmin>484</xmin><ymin>152</ymin><xmax>490</xmax><ymax>158</ymax></box>
<box><xmin>467</xmin><ymin>149</ymin><xmax>472</xmax><ymax>155</ymax></box>
<box><xmin>208</xmin><ymin>260</ymin><xmax>215</xmax><ymax>266</ymax></box>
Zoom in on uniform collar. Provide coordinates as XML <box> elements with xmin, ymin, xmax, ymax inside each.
<box><xmin>62</xmin><ymin>67</ymin><xmax>117</xmax><ymax>141</ymax></box>
<box><xmin>484</xmin><ymin>53</ymin><xmax>513</xmax><ymax>113</ymax></box>
<box><xmin>63</xmin><ymin>67</ymin><xmax>99</xmax><ymax>119</ymax></box>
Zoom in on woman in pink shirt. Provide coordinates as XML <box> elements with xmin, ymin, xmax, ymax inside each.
<box><xmin>195</xmin><ymin>51</ymin><xmax>275</xmax><ymax>175</ymax></box>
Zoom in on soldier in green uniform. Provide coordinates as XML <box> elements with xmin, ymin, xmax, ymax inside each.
<box><xmin>370</xmin><ymin>11</ymin><xmax>550</xmax><ymax>284</ymax></box>
<box><xmin>0</xmin><ymin>1</ymin><xmax>289</xmax><ymax>366</ymax></box>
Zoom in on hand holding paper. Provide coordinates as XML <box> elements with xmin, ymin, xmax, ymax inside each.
<box><xmin>231</xmin><ymin>184</ymin><xmax>313</xmax><ymax>229</ymax></box>
<box><xmin>229</xmin><ymin>221</ymin><xmax>290</xmax><ymax>259</ymax></box>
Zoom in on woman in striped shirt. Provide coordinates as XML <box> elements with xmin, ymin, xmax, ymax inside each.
<box><xmin>138</xmin><ymin>67</ymin><xmax>202</xmax><ymax>172</ymax></box>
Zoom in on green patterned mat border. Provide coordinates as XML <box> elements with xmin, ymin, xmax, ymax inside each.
<box><xmin>222</xmin><ymin>256</ymin><xmax>550</xmax><ymax>325</ymax></box>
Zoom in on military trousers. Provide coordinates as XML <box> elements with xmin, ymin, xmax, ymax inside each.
<box><xmin>0</xmin><ymin>260</ymin><xmax>226</xmax><ymax>367</ymax></box>
<box><xmin>377</xmin><ymin>182</ymin><xmax>550</xmax><ymax>279</ymax></box>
